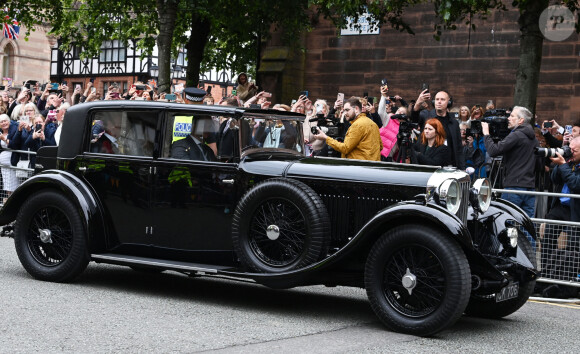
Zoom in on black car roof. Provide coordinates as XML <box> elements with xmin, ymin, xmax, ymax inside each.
<box><xmin>59</xmin><ymin>101</ymin><xmax>305</xmax><ymax>158</ymax></box>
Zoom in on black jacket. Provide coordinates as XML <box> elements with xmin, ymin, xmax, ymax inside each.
<box><xmin>411</xmin><ymin>109</ymin><xmax>465</xmax><ymax>170</ymax></box>
<box><xmin>484</xmin><ymin>123</ymin><xmax>538</xmax><ymax>189</ymax></box>
<box><xmin>410</xmin><ymin>142</ymin><xmax>450</xmax><ymax>166</ymax></box>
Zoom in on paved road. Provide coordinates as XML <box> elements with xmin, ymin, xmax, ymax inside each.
<box><xmin>0</xmin><ymin>236</ymin><xmax>578</xmax><ymax>353</ymax></box>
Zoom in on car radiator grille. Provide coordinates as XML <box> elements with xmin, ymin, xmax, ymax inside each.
<box><xmin>456</xmin><ymin>180</ymin><xmax>471</xmax><ymax>224</ymax></box>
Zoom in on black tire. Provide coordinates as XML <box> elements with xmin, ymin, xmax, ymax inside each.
<box><xmin>232</xmin><ymin>178</ymin><xmax>330</xmax><ymax>272</ymax></box>
<box><xmin>465</xmin><ymin>232</ymin><xmax>537</xmax><ymax>318</ymax></box>
<box><xmin>365</xmin><ymin>225</ymin><xmax>471</xmax><ymax>336</ymax></box>
<box><xmin>14</xmin><ymin>190</ymin><xmax>89</xmax><ymax>282</ymax></box>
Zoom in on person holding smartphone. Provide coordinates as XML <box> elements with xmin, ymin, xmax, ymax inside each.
<box><xmin>24</xmin><ymin>114</ymin><xmax>57</xmax><ymax>167</ymax></box>
<box><xmin>541</xmin><ymin>119</ymin><xmax>580</xmax><ymax>148</ymax></box>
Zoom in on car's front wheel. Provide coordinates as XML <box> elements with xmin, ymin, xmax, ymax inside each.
<box><xmin>365</xmin><ymin>225</ymin><xmax>471</xmax><ymax>336</ymax></box>
<box><xmin>14</xmin><ymin>190</ymin><xmax>89</xmax><ymax>282</ymax></box>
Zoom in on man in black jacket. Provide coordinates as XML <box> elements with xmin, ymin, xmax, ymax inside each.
<box><xmin>482</xmin><ymin>106</ymin><xmax>539</xmax><ymax>218</ymax></box>
<box><xmin>411</xmin><ymin>89</ymin><xmax>465</xmax><ymax>169</ymax></box>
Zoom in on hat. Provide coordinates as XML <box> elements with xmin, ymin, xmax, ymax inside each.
<box><xmin>183</xmin><ymin>87</ymin><xmax>206</xmax><ymax>102</ymax></box>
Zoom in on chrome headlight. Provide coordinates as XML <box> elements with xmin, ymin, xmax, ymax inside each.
<box><xmin>470</xmin><ymin>178</ymin><xmax>491</xmax><ymax>213</ymax></box>
<box><xmin>438</xmin><ymin>179</ymin><xmax>462</xmax><ymax>214</ymax></box>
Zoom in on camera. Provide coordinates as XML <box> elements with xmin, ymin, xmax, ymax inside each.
<box><xmin>311</xmin><ymin>126</ymin><xmax>340</xmax><ymax>136</ymax></box>
<box><xmin>482</xmin><ymin>109</ymin><xmax>509</xmax><ymax>141</ymax></box>
<box><xmin>543</xmin><ymin>121</ymin><xmax>553</xmax><ymax>128</ymax></box>
<box><xmin>395</xmin><ymin>114</ymin><xmax>418</xmax><ymax>147</ymax></box>
<box><xmin>535</xmin><ymin>146</ymin><xmax>572</xmax><ymax>158</ymax></box>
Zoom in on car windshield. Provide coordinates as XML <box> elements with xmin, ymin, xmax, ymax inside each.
<box><xmin>239</xmin><ymin>115</ymin><xmax>304</xmax><ymax>156</ymax></box>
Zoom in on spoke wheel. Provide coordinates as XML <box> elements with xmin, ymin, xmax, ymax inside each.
<box><xmin>248</xmin><ymin>198</ymin><xmax>307</xmax><ymax>267</ymax></box>
<box><xmin>365</xmin><ymin>225</ymin><xmax>471</xmax><ymax>336</ymax></box>
<box><xmin>26</xmin><ymin>206</ymin><xmax>74</xmax><ymax>267</ymax></box>
<box><xmin>232</xmin><ymin>178</ymin><xmax>330</xmax><ymax>273</ymax></box>
<box><xmin>14</xmin><ymin>191</ymin><xmax>89</xmax><ymax>282</ymax></box>
<box><xmin>382</xmin><ymin>245</ymin><xmax>447</xmax><ymax>318</ymax></box>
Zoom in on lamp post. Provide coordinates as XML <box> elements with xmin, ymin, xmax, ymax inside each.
<box><xmin>149</xmin><ymin>62</ymin><xmax>159</xmax><ymax>81</ymax></box>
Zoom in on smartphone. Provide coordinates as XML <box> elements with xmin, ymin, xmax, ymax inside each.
<box><xmin>62</xmin><ymin>81</ymin><xmax>67</xmax><ymax>86</ymax></box>
<box><xmin>232</xmin><ymin>89</ymin><xmax>237</xmax><ymax>96</ymax></box>
<box><xmin>363</xmin><ymin>91</ymin><xmax>368</xmax><ymax>98</ymax></box>
<box><xmin>111</xmin><ymin>92</ymin><xmax>120</xmax><ymax>99</ymax></box>
<box><xmin>20</xmin><ymin>116</ymin><xmax>29</xmax><ymax>124</ymax></box>
<box><xmin>299</xmin><ymin>90</ymin><xmax>309</xmax><ymax>98</ymax></box>
<box><xmin>565</xmin><ymin>125</ymin><xmax>573</xmax><ymax>135</ymax></box>
<box><xmin>35</xmin><ymin>123</ymin><xmax>43</xmax><ymax>133</ymax></box>
<box><xmin>89</xmin><ymin>77</ymin><xmax>95</xmax><ymax>83</ymax></box>
<box><xmin>135</xmin><ymin>84</ymin><xmax>147</xmax><ymax>90</ymax></box>
<box><xmin>291</xmin><ymin>99</ymin><xmax>297</xmax><ymax>105</ymax></box>
<box><xmin>51</xmin><ymin>83</ymin><xmax>59</xmax><ymax>90</ymax></box>
<box><xmin>337</xmin><ymin>93</ymin><xmax>344</xmax><ymax>102</ymax></box>
<box><xmin>367</xmin><ymin>97</ymin><xmax>374</xmax><ymax>105</ymax></box>
<box><xmin>543</xmin><ymin>121</ymin><xmax>553</xmax><ymax>128</ymax></box>
<box><xmin>91</xmin><ymin>87</ymin><xmax>96</xmax><ymax>93</ymax></box>
<box><xmin>165</xmin><ymin>93</ymin><xmax>176</xmax><ymax>101</ymax></box>
<box><xmin>421</xmin><ymin>83</ymin><xmax>429</xmax><ymax>92</ymax></box>
<box><xmin>148</xmin><ymin>91</ymin><xmax>154</xmax><ymax>99</ymax></box>
<box><xmin>381</xmin><ymin>78</ymin><xmax>388</xmax><ymax>86</ymax></box>
<box><xmin>75</xmin><ymin>84</ymin><xmax>81</xmax><ymax>91</ymax></box>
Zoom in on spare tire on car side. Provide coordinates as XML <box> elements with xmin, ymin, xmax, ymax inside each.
<box><xmin>232</xmin><ymin>178</ymin><xmax>330</xmax><ymax>273</ymax></box>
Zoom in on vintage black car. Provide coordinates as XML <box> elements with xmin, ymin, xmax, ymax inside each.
<box><xmin>0</xmin><ymin>101</ymin><xmax>537</xmax><ymax>336</ymax></box>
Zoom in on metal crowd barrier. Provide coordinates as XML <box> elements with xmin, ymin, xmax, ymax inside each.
<box><xmin>0</xmin><ymin>149</ymin><xmax>36</xmax><ymax>207</ymax></box>
<box><xmin>496</xmin><ymin>188</ymin><xmax>580</xmax><ymax>289</ymax></box>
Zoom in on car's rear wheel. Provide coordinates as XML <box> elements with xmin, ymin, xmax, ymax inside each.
<box><xmin>232</xmin><ymin>178</ymin><xmax>330</xmax><ymax>272</ymax></box>
<box><xmin>365</xmin><ymin>225</ymin><xmax>471</xmax><ymax>336</ymax></box>
<box><xmin>14</xmin><ymin>190</ymin><xmax>89</xmax><ymax>282</ymax></box>
<box><xmin>465</xmin><ymin>232</ymin><xmax>536</xmax><ymax>318</ymax></box>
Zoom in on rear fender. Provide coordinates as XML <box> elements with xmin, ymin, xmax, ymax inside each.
<box><xmin>0</xmin><ymin>170</ymin><xmax>105</xmax><ymax>251</ymax></box>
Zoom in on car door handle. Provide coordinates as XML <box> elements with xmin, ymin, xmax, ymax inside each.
<box><xmin>222</xmin><ymin>179</ymin><xmax>235</xmax><ymax>184</ymax></box>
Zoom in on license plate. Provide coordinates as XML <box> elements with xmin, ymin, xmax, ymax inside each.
<box><xmin>496</xmin><ymin>282</ymin><xmax>519</xmax><ymax>302</ymax></box>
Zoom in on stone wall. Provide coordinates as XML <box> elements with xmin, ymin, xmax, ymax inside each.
<box><xmin>262</xmin><ymin>6</ymin><xmax>580</xmax><ymax>124</ymax></box>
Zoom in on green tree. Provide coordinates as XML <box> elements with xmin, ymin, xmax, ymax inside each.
<box><xmin>4</xmin><ymin>0</ymin><xmax>311</xmax><ymax>92</ymax></box>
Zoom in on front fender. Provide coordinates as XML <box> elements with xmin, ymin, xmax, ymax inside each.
<box><xmin>488</xmin><ymin>198</ymin><xmax>536</xmax><ymax>240</ymax></box>
<box><xmin>0</xmin><ymin>170</ymin><xmax>105</xmax><ymax>251</ymax></box>
<box><xmin>316</xmin><ymin>201</ymin><xmax>474</xmax><ymax>269</ymax></box>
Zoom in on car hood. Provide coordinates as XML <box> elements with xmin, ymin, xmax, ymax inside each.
<box><xmin>240</xmin><ymin>155</ymin><xmax>438</xmax><ymax>188</ymax></box>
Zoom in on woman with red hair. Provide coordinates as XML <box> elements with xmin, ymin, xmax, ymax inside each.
<box><xmin>409</xmin><ymin>118</ymin><xmax>451</xmax><ymax>166</ymax></box>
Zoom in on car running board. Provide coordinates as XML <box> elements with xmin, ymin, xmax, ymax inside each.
<box><xmin>91</xmin><ymin>253</ymin><xmax>234</xmax><ymax>274</ymax></box>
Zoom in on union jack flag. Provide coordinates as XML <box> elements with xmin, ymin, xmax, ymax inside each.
<box><xmin>3</xmin><ymin>17</ymin><xmax>19</xmax><ymax>40</ymax></box>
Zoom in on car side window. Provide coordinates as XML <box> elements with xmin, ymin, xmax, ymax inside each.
<box><xmin>164</xmin><ymin>113</ymin><xmax>220</xmax><ymax>162</ymax></box>
<box><xmin>89</xmin><ymin>111</ymin><xmax>157</xmax><ymax>157</ymax></box>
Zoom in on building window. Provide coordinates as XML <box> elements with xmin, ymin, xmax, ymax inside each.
<box><xmin>99</xmin><ymin>40</ymin><xmax>126</xmax><ymax>63</ymax></box>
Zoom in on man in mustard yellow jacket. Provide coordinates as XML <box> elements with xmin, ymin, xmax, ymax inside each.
<box><xmin>314</xmin><ymin>97</ymin><xmax>382</xmax><ymax>161</ymax></box>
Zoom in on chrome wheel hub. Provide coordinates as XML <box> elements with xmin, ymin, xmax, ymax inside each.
<box><xmin>38</xmin><ymin>228</ymin><xmax>53</xmax><ymax>243</ymax></box>
<box><xmin>266</xmin><ymin>225</ymin><xmax>280</xmax><ymax>240</ymax></box>
<box><xmin>401</xmin><ymin>268</ymin><xmax>417</xmax><ymax>295</ymax></box>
